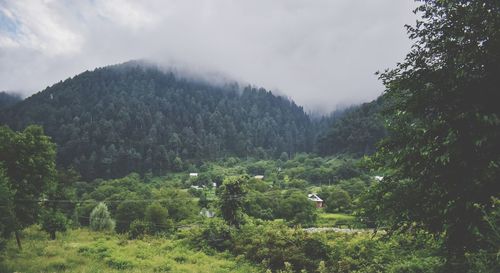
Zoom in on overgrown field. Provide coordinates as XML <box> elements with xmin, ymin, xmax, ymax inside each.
<box><xmin>0</xmin><ymin>226</ymin><xmax>259</xmax><ymax>273</ymax></box>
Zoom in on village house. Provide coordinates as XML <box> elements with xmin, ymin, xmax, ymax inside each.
<box><xmin>374</xmin><ymin>176</ymin><xmax>384</xmax><ymax>181</ymax></box>
<box><xmin>189</xmin><ymin>173</ymin><xmax>198</xmax><ymax>177</ymax></box>
<box><xmin>308</xmin><ymin>194</ymin><xmax>324</xmax><ymax>208</ymax></box>
<box><xmin>254</xmin><ymin>175</ymin><xmax>264</xmax><ymax>180</ymax></box>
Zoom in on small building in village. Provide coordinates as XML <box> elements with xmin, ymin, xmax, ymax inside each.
<box><xmin>374</xmin><ymin>176</ymin><xmax>384</xmax><ymax>181</ymax></box>
<box><xmin>308</xmin><ymin>194</ymin><xmax>324</xmax><ymax>208</ymax></box>
<box><xmin>189</xmin><ymin>173</ymin><xmax>198</xmax><ymax>177</ymax></box>
<box><xmin>254</xmin><ymin>175</ymin><xmax>264</xmax><ymax>180</ymax></box>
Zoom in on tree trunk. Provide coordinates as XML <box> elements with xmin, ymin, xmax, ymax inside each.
<box><xmin>50</xmin><ymin>230</ymin><xmax>56</xmax><ymax>240</ymax></box>
<box><xmin>15</xmin><ymin>230</ymin><xmax>22</xmax><ymax>250</ymax></box>
<box><xmin>444</xmin><ymin>201</ymin><xmax>469</xmax><ymax>273</ymax></box>
<box><xmin>445</xmin><ymin>249</ymin><xmax>467</xmax><ymax>273</ymax></box>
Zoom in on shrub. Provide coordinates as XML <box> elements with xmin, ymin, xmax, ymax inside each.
<box><xmin>145</xmin><ymin>202</ymin><xmax>173</xmax><ymax>235</ymax></box>
<box><xmin>40</xmin><ymin>209</ymin><xmax>68</xmax><ymax>240</ymax></box>
<box><xmin>106</xmin><ymin>256</ymin><xmax>133</xmax><ymax>269</ymax></box>
<box><xmin>193</xmin><ymin>218</ymin><xmax>233</xmax><ymax>251</ymax></box>
<box><xmin>128</xmin><ymin>220</ymin><xmax>150</xmax><ymax>239</ymax></box>
<box><xmin>115</xmin><ymin>200</ymin><xmax>146</xmax><ymax>233</ymax></box>
<box><xmin>319</xmin><ymin>186</ymin><xmax>352</xmax><ymax>213</ymax></box>
<box><xmin>89</xmin><ymin>203</ymin><xmax>115</xmax><ymax>232</ymax></box>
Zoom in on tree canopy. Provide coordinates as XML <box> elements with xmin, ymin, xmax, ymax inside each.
<box><xmin>0</xmin><ymin>125</ymin><xmax>57</xmax><ymax>248</ymax></box>
<box><xmin>0</xmin><ymin>62</ymin><xmax>316</xmax><ymax>179</ymax></box>
<box><xmin>367</xmin><ymin>1</ymin><xmax>500</xmax><ymax>271</ymax></box>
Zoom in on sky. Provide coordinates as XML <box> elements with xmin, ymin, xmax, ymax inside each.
<box><xmin>0</xmin><ymin>0</ymin><xmax>418</xmax><ymax>112</ymax></box>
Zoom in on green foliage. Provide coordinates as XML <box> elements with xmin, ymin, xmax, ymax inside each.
<box><xmin>0</xmin><ymin>168</ymin><xmax>14</xmax><ymax>251</ymax></box>
<box><xmin>218</xmin><ymin>176</ymin><xmax>248</xmax><ymax>227</ymax></box>
<box><xmin>244</xmin><ymin>190</ymin><xmax>277</xmax><ymax>221</ymax></box>
<box><xmin>369</xmin><ymin>0</ymin><xmax>500</xmax><ymax>271</ymax></box>
<box><xmin>276</xmin><ymin>191</ymin><xmax>317</xmax><ymax>227</ymax></box>
<box><xmin>317</xmin><ymin>97</ymin><xmax>386</xmax><ymax>156</ymax></box>
<box><xmin>316</xmin><ymin>213</ymin><xmax>356</xmax><ymax>228</ymax></box>
<box><xmin>89</xmin><ymin>203</ymin><xmax>115</xmax><ymax>232</ymax></box>
<box><xmin>193</xmin><ymin>217</ymin><xmax>234</xmax><ymax>251</ymax></box>
<box><xmin>76</xmin><ymin>200</ymin><xmax>98</xmax><ymax>226</ymax></box>
<box><xmin>128</xmin><ymin>219</ymin><xmax>150</xmax><ymax>239</ymax></box>
<box><xmin>152</xmin><ymin>188</ymin><xmax>197</xmax><ymax>222</ymax></box>
<box><xmin>1</xmin><ymin>62</ymin><xmax>315</xmax><ymax>180</ymax></box>
<box><xmin>337</xmin><ymin>177</ymin><xmax>367</xmax><ymax>198</ymax></box>
<box><xmin>319</xmin><ymin>186</ymin><xmax>352</xmax><ymax>213</ymax></box>
<box><xmin>40</xmin><ymin>209</ymin><xmax>68</xmax><ymax>240</ymax></box>
<box><xmin>145</xmin><ymin>202</ymin><xmax>173</xmax><ymax>234</ymax></box>
<box><xmin>0</xmin><ymin>125</ymin><xmax>57</xmax><ymax>249</ymax></box>
<box><xmin>232</xmin><ymin>222</ymin><xmax>330</xmax><ymax>272</ymax></box>
<box><xmin>0</xmin><ymin>227</ymin><xmax>260</xmax><ymax>273</ymax></box>
<box><xmin>115</xmin><ymin>200</ymin><xmax>146</xmax><ymax>233</ymax></box>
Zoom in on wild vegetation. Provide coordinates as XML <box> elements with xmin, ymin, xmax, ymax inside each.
<box><xmin>0</xmin><ymin>0</ymin><xmax>499</xmax><ymax>272</ymax></box>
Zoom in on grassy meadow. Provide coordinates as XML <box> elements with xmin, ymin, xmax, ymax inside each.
<box><xmin>316</xmin><ymin>212</ymin><xmax>356</xmax><ymax>228</ymax></box>
<box><xmin>0</xmin><ymin>226</ymin><xmax>260</xmax><ymax>273</ymax></box>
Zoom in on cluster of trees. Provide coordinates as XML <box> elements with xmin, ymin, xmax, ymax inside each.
<box><xmin>71</xmin><ymin>172</ymin><xmax>200</xmax><ymax>238</ymax></box>
<box><xmin>0</xmin><ymin>62</ymin><xmax>393</xmax><ymax>182</ymax></box>
<box><xmin>0</xmin><ymin>125</ymin><xmax>58</xmax><ymax>248</ymax></box>
<box><xmin>192</xmin><ymin>218</ymin><xmax>443</xmax><ymax>273</ymax></box>
<box><xmin>0</xmin><ymin>63</ymin><xmax>315</xmax><ymax>180</ymax></box>
<box><xmin>0</xmin><ymin>125</ymin><xmax>368</xmax><ymax>251</ymax></box>
<box><xmin>362</xmin><ymin>0</ymin><xmax>500</xmax><ymax>272</ymax></box>
<box><xmin>316</xmin><ymin>97</ymin><xmax>386</xmax><ymax>156</ymax></box>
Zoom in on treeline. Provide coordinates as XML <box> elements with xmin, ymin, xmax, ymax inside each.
<box><xmin>1</xmin><ymin>62</ymin><xmax>315</xmax><ymax>180</ymax></box>
<box><xmin>316</xmin><ymin>97</ymin><xmax>386</xmax><ymax>156</ymax></box>
<box><xmin>0</xmin><ymin>91</ymin><xmax>22</xmax><ymax>110</ymax></box>
<box><xmin>0</xmin><ymin>62</ymin><xmax>387</xmax><ymax>180</ymax></box>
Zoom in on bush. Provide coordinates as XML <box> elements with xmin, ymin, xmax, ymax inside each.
<box><xmin>106</xmin><ymin>257</ymin><xmax>134</xmax><ymax>269</ymax></box>
<box><xmin>319</xmin><ymin>186</ymin><xmax>352</xmax><ymax>213</ymax></box>
<box><xmin>145</xmin><ymin>202</ymin><xmax>173</xmax><ymax>235</ymax></box>
<box><xmin>193</xmin><ymin>218</ymin><xmax>233</xmax><ymax>251</ymax></box>
<box><xmin>128</xmin><ymin>220</ymin><xmax>150</xmax><ymax>239</ymax></box>
<box><xmin>276</xmin><ymin>191</ymin><xmax>317</xmax><ymax>226</ymax></box>
<box><xmin>89</xmin><ymin>203</ymin><xmax>115</xmax><ymax>232</ymax></box>
<box><xmin>115</xmin><ymin>200</ymin><xmax>146</xmax><ymax>233</ymax></box>
<box><xmin>40</xmin><ymin>209</ymin><xmax>68</xmax><ymax>240</ymax></box>
<box><xmin>231</xmin><ymin>221</ymin><xmax>330</xmax><ymax>272</ymax></box>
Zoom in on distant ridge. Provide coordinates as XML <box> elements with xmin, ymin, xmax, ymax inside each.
<box><xmin>0</xmin><ymin>61</ymin><xmax>314</xmax><ymax>179</ymax></box>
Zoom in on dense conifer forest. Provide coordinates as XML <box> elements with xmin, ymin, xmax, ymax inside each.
<box><xmin>0</xmin><ymin>62</ymin><xmax>316</xmax><ymax>179</ymax></box>
<box><xmin>0</xmin><ymin>61</ymin><xmax>384</xmax><ymax>180</ymax></box>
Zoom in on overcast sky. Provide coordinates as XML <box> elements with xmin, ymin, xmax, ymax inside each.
<box><xmin>0</xmin><ymin>0</ymin><xmax>418</xmax><ymax>111</ymax></box>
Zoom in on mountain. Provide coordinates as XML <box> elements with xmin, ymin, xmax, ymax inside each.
<box><xmin>0</xmin><ymin>91</ymin><xmax>22</xmax><ymax>110</ymax></box>
<box><xmin>0</xmin><ymin>61</ymin><xmax>314</xmax><ymax>179</ymax></box>
<box><xmin>316</xmin><ymin>97</ymin><xmax>386</xmax><ymax>156</ymax></box>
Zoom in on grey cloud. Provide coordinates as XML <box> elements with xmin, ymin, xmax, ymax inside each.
<box><xmin>0</xmin><ymin>0</ymin><xmax>418</xmax><ymax>111</ymax></box>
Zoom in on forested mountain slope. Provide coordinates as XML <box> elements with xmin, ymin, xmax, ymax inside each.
<box><xmin>316</xmin><ymin>97</ymin><xmax>386</xmax><ymax>156</ymax></box>
<box><xmin>0</xmin><ymin>62</ymin><xmax>314</xmax><ymax>179</ymax></box>
<box><xmin>0</xmin><ymin>91</ymin><xmax>22</xmax><ymax>110</ymax></box>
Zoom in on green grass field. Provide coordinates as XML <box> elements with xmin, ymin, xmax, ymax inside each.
<box><xmin>316</xmin><ymin>212</ymin><xmax>356</xmax><ymax>227</ymax></box>
<box><xmin>0</xmin><ymin>226</ymin><xmax>259</xmax><ymax>273</ymax></box>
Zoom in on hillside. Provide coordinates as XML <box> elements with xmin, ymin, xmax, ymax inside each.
<box><xmin>0</xmin><ymin>62</ymin><xmax>314</xmax><ymax>179</ymax></box>
<box><xmin>0</xmin><ymin>91</ymin><xmax>22</xmax><ymax>110</ymax></box>
<box><xmin>316</xmin><ymin>97</ymin><xmax>386</xmax><ymax>156</ymax></box>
